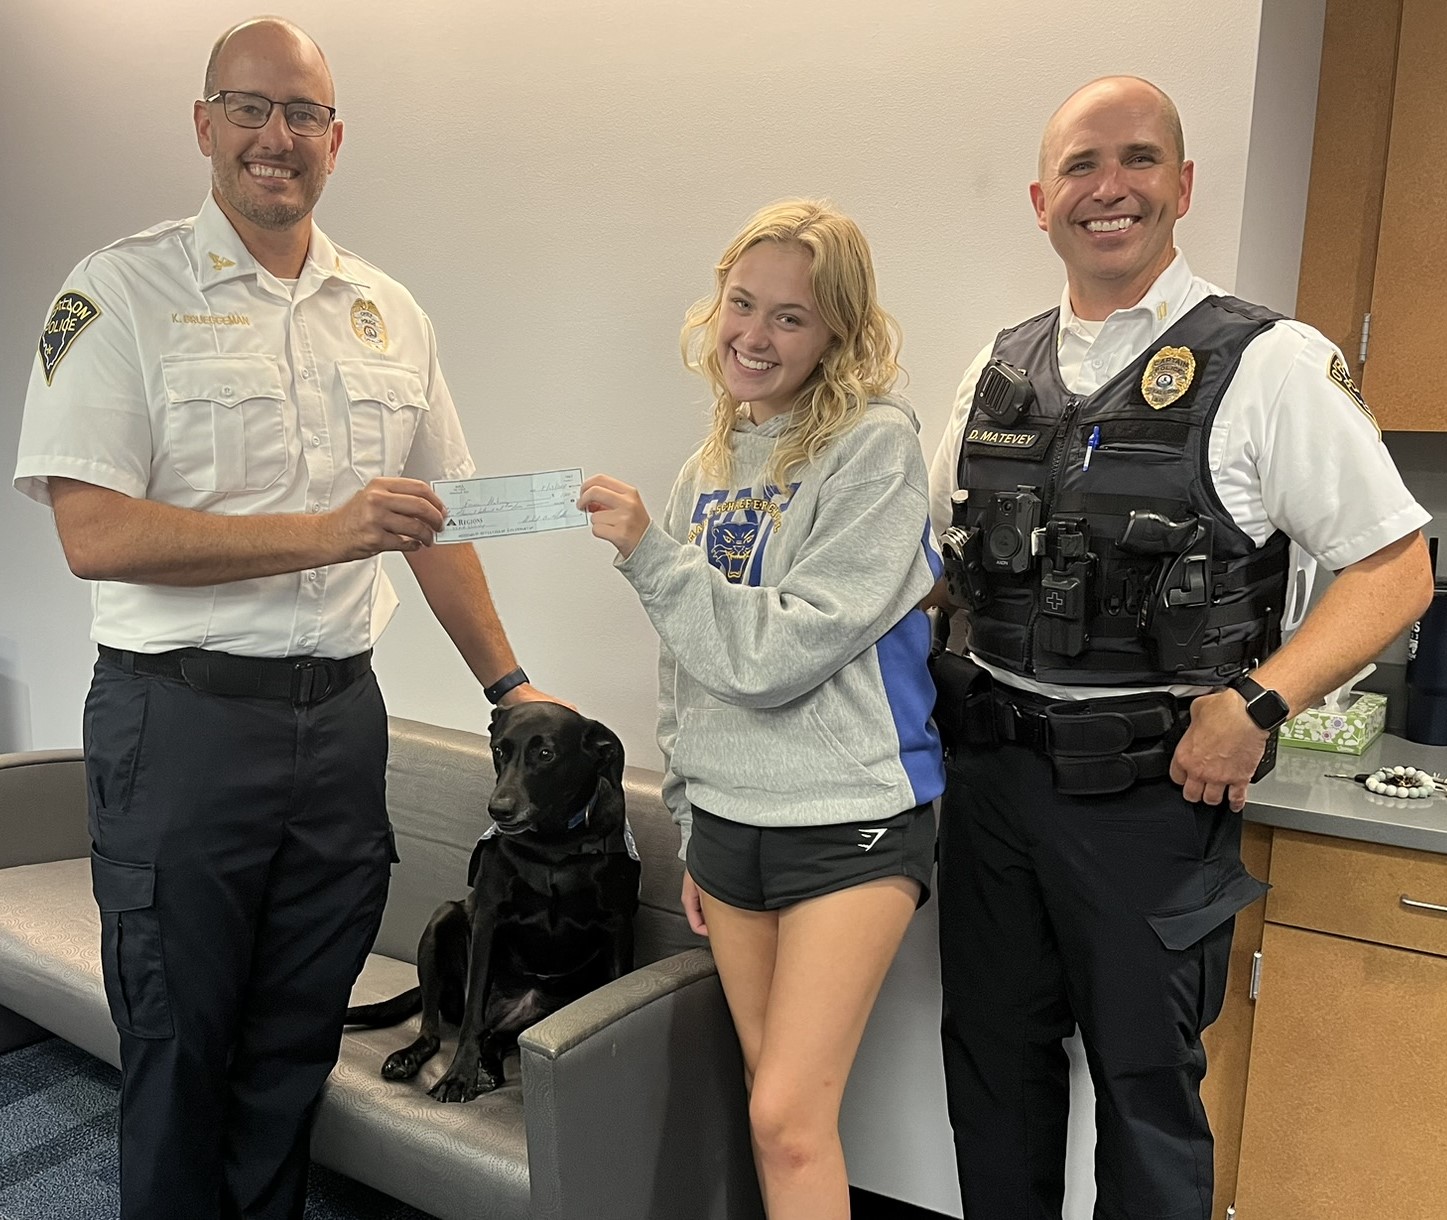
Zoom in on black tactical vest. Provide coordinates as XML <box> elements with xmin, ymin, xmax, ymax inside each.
<box><xmin>954</xmin><ymin>295</ymin><xmax>1291</xmax><ymax>686</ymax></box>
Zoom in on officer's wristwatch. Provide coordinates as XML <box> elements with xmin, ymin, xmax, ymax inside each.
<box><xmin>1229</xmin><ymin>673</ymin><xmax>1291</xmax><ymax>732</ymax></box>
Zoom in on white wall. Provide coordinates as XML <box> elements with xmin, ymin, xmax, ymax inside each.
<box><xmin>1</xmin><ymin>0</ymin><xmax>1281</xmax><ymax>764</ymax></box>
<box><xmin>0</xmin><ymin>1</ymin><xmax>1339</xmax><ymax>1216</ymax></box>
<box><xmin>1236</xmin><ymin>0</ymin><xmax>1327</xmax><ymax>312</ymax></box>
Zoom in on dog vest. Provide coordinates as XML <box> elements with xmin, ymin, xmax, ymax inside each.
<box><xmin>468</xmin><ymin>816</ymin><xmax>640</xmax><ymax>888</ymax></box>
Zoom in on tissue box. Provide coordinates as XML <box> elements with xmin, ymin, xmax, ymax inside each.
<box><xmin>1277</xmin><ymin>691</ymin><xmax>1387</xmax><ymax>754</ymax></box>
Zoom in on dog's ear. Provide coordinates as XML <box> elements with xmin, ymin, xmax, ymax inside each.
<box><xmin>488</xmin><ymin>704</ymin><xmax>508</xmax><ymax>737</ymax></box>
<box><xmin>582</xmin><ymin>719</ymin><xmax>625</xmax><ymax>788</ymax></box>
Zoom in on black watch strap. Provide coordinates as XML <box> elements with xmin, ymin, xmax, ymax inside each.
<box><xmin>483</xmin><ymin>666</ymin><xmax>529</xmax><ymax>705</ymax></box>
<box><xmin>1230</xmin><ymin>673</ymin><xmax>1290</xmax><ymax>732</ymax></box>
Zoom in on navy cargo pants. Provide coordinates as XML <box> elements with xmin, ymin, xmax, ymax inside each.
<box><xmin>84</xmin><ymin>652</ymin><xmax>394</xmax><ymax>1220</ymax></box>
<box><xmin>937</xmin><ymin>739</ymin><xmax>1268</xmax><ymax>1219</ymax></box>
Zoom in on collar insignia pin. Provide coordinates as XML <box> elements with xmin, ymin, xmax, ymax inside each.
<box><xmin>208</xmin><ymin>252</ymin><xmax>236</xmax><ymax>271</ymax></box>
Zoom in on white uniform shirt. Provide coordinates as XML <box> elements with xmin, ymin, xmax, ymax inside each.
<box><xmin>927</xmin><ymin>251</ymin><xmax>1430</xmax><ymax>698</ymax></box>
<box><xmin>14</xmin><ymin>194</ymin><xmax>475</xmax><ymax>658</ymax></box>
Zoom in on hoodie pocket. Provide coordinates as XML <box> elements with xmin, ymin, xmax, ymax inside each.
<box><xmin>673</xmin><ymin>704</ymin><xmax>893</xmax><ymax>800</ymax></box>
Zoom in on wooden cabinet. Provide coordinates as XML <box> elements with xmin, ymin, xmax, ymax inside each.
<box><xmin>1227</xmin><ymin>829</ymin><xmax>1447</xmax><ymax>1218</ymax></box>
<box><xmin>1297</xmin><ymin>0</ymin><xmax>1447</xmax><ymax>430</ymax></box>
<box><xmin>1200</xmin><ymin>821</ymin><xmax>1272</xmax><ymax>1220</ymax></box>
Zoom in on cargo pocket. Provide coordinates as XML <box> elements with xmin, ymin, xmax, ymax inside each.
<box><xmin>336</xmin><ymin>360</ymin><xmax>429</xmax><ymax>480</ymax></box>
<box><xmin>1147</xmin><ymin>865</ymin><xmax>1269</xmax><ymax>1034</ymax></box>
<box><xmin>91</xmin><ymin>850</ymin><xmax>173</xmax><ymax>1039</ymax></box>
<box><xmin>160</xmin><ymin>353</ymin><xmax>290</xmax><ymax>492</ymax></box>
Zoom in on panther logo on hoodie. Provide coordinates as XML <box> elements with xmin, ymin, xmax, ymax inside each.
<box><xmin>687</xmin><ymin>483</ymin><xmax>799</xmax><ymax>586</ymax></box>
<box><xmin>709</xmin><ymin>522</ymin><xmax>758</xmax><ymax>583</ymax></box>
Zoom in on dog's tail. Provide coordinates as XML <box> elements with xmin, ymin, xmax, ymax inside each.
<box><xmin>343</xmin><ymin>987</ymin><xmax>423</xmax><ymax>1029</ymax></box>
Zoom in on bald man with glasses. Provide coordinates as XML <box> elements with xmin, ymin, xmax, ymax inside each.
<box><xmin>15</xmin><ymin>18</ymin><xmax>553</xmax><ymax>1218</ymax></box>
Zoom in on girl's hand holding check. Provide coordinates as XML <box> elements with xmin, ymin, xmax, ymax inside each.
<box><xmin>578</xmin><ymin>474</ymin><xmax>651</xmax><ymax>560</ymax></box>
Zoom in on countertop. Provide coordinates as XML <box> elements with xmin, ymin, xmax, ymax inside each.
<box><xmin>1246</xmin><ymin>733</ymin><xmax>1447</xmax><ymax>854</ymax></box>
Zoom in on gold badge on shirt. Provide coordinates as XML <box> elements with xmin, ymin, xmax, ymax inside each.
<box><xmin>351</xmin><ymin>298</ymin><xmax>388</xmax><ymax>352</ymax></box>
<box><xmin>1141</xmin><ymin>345</ymin><xmax>1196</xmax><ymax>410</ymax></box>
<box><xmin>1327</xmin><ymin>352</ymin><xmax>1380</xmax><ymax>438</ymax></box>
<box><xmin>208</xmin><ymin>252</ymin><xmax>236</xmax><ymax>271</ymax></box>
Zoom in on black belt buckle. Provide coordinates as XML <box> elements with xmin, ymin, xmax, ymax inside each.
<box><xmin>1000</xmin><ymin>699</ymin><xmax>1049</xmax><ymax>750</ymax></box>
<box><xmin>291</xmin><ymin>660</ymin><xmax>334</xmax><ymax>706</ymax></box>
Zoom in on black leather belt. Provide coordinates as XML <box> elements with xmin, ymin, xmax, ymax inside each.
<box><xmin>98</xmin><ymin>645</ymin><xmax>372</xmax><ymax>706</ymax></box>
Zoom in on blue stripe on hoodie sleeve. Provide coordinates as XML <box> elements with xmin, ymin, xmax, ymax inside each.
<box><xmin>875</xmin><ymin>521</ymin><xmax>946</xmax><ymax>805</ymax></box>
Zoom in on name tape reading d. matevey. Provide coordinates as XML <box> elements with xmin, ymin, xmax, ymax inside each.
<box><xmin>433</xmin><ymin>468</ymin><xmax>589</xmax><ymax>543</ymax></box>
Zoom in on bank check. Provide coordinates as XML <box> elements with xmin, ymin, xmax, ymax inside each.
<box><xmin>433</xmin><ymin>467</ymin><xmax>589</xmax><ymax>543</ymax></box>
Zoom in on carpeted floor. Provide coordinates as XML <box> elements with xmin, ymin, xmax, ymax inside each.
<box><xmin>0</xmin><ymin>1038</ymin><xmax>428</xmax><ymax>1220</ymax></box>
<box><xmin>0</xmin><ymin>1037</ymin><xmax>945</xmax><ymax>1220</ymax></box>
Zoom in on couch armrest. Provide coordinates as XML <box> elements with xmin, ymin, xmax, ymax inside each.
<box><xmin>0</xmin><ymin>751</ymin><xmax>90</xmax><ymax>868</ymax></box>
<box><xmin>519</xmin><ymin>947</ymin><xmax>763</xmax><ymax>1220</ymax></box>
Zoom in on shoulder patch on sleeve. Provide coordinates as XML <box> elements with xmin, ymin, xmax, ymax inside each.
<box><xmin>1327</xmin><ymin>352</ymin><xmax>1380</xmax><ymax>438</ymax></box>
<box><xmin>39</xmin><ymin>291</ymin><xmax>102</xmax><ymax>385</ymax></box>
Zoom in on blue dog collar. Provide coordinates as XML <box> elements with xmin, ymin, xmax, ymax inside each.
<box><xmin>566</xmin><ymin>796</ymin><xmax>594</xmax><ymax>831</ymax></box>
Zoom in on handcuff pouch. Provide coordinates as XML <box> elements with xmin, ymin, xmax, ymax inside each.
<box><xmin>931</xmin><ymin>652</ymin><xmax>997</xmax><ymax>753</ymax></box>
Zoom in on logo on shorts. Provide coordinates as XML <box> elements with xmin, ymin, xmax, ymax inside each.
<box><xmin>857</xmin><ymin>828</ymin><xmax>888</xmax><ymax>852</ymax></box>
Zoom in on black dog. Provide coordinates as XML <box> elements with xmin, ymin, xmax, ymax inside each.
<box><xmin>344</xmin><ymin>702</ymin><xmax>640</xmax><ymax>1102</ymax></box>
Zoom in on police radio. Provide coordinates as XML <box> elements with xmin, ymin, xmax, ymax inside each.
<box><xmin>973</xmin><ymin>358</ymin><xmax>1035</xmax><ymax>427</ymax></box>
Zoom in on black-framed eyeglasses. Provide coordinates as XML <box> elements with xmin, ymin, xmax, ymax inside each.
<box><xmin>204</xmin><ymin>90</ymin><xmax>336</xmax><ymax>138</ymax></box>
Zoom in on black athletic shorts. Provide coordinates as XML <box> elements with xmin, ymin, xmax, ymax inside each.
<box><xmin>687</xmin><ymin>802</ymin><xmax>936</xmax><ymax>912</ymax></box>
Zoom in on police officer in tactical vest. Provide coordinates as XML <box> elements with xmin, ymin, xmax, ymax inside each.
<box><xmin>926</xmin><ymin>75</ymin><xmax>1433</xmax><ymax>1218</ymax></box>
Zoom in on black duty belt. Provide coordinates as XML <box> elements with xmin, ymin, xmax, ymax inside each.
<box><xmin>98</xmin><ymin>645</ymin><xmax>372</xmax><ymax>706</ymax></box>
<box><xmin>930</xmin><ymin>651</ymin><xmax>1193</xmax><ymax>795</ymax></box>
<box><xmin>989</xmin><ymin>686</ymin><xmax>1188</xmax><ymax>795</ymax></box>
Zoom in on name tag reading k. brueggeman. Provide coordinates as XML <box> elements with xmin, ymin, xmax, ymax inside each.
<box><xmin>432</xmin><ymin>468</ymin><xmax>589</xmax><ymax>543</ymax></box>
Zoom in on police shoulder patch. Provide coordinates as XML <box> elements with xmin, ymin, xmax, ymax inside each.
<box><xmin>1327</xmin><ymin>352</ymin><xmax>1379</xmax><ymax>437</ymax></box>
<box><xmin>39</xmin><ymin>290</ymin><xmax>102</xmax><ymax>385</ymax></box>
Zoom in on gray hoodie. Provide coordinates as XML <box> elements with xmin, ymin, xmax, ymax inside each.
<box><xmin>617</xmin><ymin>395</ymin><xmax>945</xmax><ymax>856</ymax></box>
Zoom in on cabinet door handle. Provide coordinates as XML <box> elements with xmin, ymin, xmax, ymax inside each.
<box><xmin>1400</xmin><ymin>894</ymin><xmax>1447</xmax><ymax>915</ymax></box>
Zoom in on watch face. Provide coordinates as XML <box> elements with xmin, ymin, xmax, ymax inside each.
<box><xmin>1250</xmin><ymin>689</ymin><xmax>1290</xmax><ymax>731</ymax></box>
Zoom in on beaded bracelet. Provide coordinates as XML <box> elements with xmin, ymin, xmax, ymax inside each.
<box><xmin>1364</xmin><ymin>766</ymin><xmax>1437</xmax><ymax>799</ymax></box>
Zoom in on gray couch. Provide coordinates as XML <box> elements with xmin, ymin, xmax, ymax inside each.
<box><xmin>0</xmin><ymin>716</ymin><xmax>766</xmax><ymax>1220</ymax></box>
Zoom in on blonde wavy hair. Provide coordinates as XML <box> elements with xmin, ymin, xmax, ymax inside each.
<box><xmin>681</xmin><ymin>199</ymin><xmax>903</xmax><ymax>487</ymax></box>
